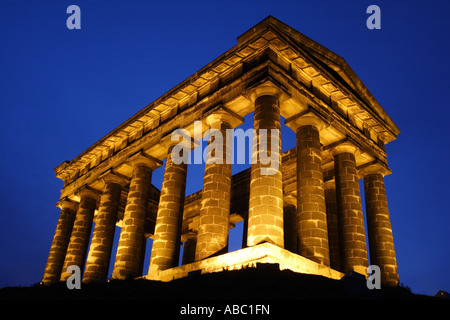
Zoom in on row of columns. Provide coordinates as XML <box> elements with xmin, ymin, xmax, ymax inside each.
<box><xmin>43</xmin><ymin>154</ymin><xmax>160</xmax><ymax>284</ymax></box>
<box><xmin>43</xmin><ymin>89</ymin><xmax>398</xmax><ymax>287</ymax></box>
<box><xmin>285</xmin><ymin>109</ymin><xmax>398</xmax><ymax>285</ymax></box>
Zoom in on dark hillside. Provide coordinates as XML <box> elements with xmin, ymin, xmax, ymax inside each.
<box><xmin>0</xmin><ymin>264</ymin><xmax>438</xmax><ymax>301</ymax></box>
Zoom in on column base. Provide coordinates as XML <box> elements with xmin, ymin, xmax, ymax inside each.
<box><xmin>143</xmin><ymin>243</ymin><xmax>343</xmax><ymax>282</ymax></box>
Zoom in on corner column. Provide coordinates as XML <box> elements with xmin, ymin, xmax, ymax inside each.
<box><xmin>42</xmin><ymin>199</ymin><xmax>77</xmax><ymax>284</ymax></box>
<box><xmin>148</xmin><ymin>142</ymin><xmax>188</xmax><ymax>274</ymax></box>
<box><xmin>361</xmin><ymin>163</ymin><xmax>399</xmax><ymax>286</ymax></box>
<box><xmin>195</xmin><ymin>109</ymin><xmax>243</xmax><ymax>260</ymax></box>
<box><xmin>247</xmin><ymin>87</ymin><xmax>284</xmax><ymax>248</ymax></box>
<box><xmin>83</xmin><ymin>174</ymin><xmax>127</xmax><ymax>282</ymax></box>
<box><xmin>331</xmin><ymin>144</ymin><xmax>368</xmax><ymax>275</ymax></box>
<box><xmin>60</xmin><ymin>189</ymin><xmax>100</xmax><ymax>281</ymax></box>
<box><xmin>112</xmin><ymin>154</ymin><xmax>160</xmax><ymax>279</ymax></box>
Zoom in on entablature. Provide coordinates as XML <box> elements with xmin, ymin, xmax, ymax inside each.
<box><xmin>55</xmin><ymin>16</ymin><xmax>398</xmax><ymax>201</ymax></box>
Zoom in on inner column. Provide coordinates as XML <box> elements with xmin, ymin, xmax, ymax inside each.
<box><xmin>195</xmin><ymin>110</ymin><xmax>243</xmax><ymax>260</ymax></box>
<box><xmin>112</xmin><ymin>155</ymin><xmax>159</xmax><ymax>280</ymax></box>
<box><xmin>283</xmin><ymin>196</ymin><xmax>297</xmax><ymax>253</ymax></box>
<box><xmin>324</xmin><ymin>179</ymin><xmax>341</xmax><ymax>271</ymax></box>
<box><xmin>148</xmin><ymin>142</ymin><xmax>188</xmax><ymax>274</ymax></box>
<box><xmin>295</xmin><ymin>121</ymin><xmax>330</xmax><ymax>266</ymax></box>
<box><xmin>247</xmin><ymin>92</ymin><xmax>284</xmax><ymax>248</ymax></box>
<box><xmin>331</xmin><ymin>145</ymin><xmax>369</xmax><ymax>275</ymax></box>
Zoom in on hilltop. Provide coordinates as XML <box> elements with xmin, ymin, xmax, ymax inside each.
<box><xmin>0</xmin><ymin>263</ymin><xmax>440</xmax><ymax>301</ymax></box>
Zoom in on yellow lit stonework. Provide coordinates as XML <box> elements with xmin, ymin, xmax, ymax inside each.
<box><xmin>43</xmin><ymin>16</ymin><xmax>399</xmax><ymax>287</ymax></box>
<box><xmin>144</xmin><ymin>243</ymin><xmax>343</xmax><ymax>282</ymax></box>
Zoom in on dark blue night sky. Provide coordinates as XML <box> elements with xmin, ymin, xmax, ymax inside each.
<box><xmin>0</xmin><ymin>0</ymin><xmax>448</xmax><ymax>297</ymax></box>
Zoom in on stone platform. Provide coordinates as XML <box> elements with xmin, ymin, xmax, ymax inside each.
<box><xmin>144</xmin><ymin>243</ymin><xmax>343</xmax><ymax>282</ymax></box>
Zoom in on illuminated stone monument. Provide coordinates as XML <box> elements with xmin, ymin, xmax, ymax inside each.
<box><xmin>42</xmin><ymin>16</ymin><xmax>400</xmax><ymax>287</ymax></box>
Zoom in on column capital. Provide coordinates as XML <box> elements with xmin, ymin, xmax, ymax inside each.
<box><xmin>126</xmin><ymin>151</ymin><xmax>162</xmax><ymax>170</ymax></box>
<box><xmin>160</xmin><ymin>129</ymin><xmax>200</xmax><ymax>154</ymax></box>
<box><xmin>285</xmin><ymin>108</ymin><xmax>329</xmax><ymax>132</ymax></box>
<box><xmin>204</xmin><ymin>106</ymin><xmax>244</xmax><ymax>129</ymax></box>
<box><xmin>283</xmin><ymin>193</ymin><xmax>297</xmax><ymax>207</ymax></box>
<box><xmin>180</xmin><ymin>231</ymin><xmax>197</xmax><ymax>243</ymax></box>
<box><xmin>329</xmin><ymin>141</ymin><xmax>359</xmax><ymax>158</ymax></box>
<box><xmin>245</xmin><ymin>80</ymin><xmax>290</xmax><ymax>103</ymax></box>
<box><xmin>98</xmin><ymin>170</ymin><xmax>129</xmax><ymax>187</ymax></box>
<box><xmin>323</xmin><ymin>179</ymin><xmax>336</xmax><ymax>190</ymax></box>
<box><xmin>56</xmin><ymin>198</ymin><xmax>78</xmax><ymax>210</ymax></box>
<box><xmin>358</xmin><ymin>160</ymin><xmax>392</xmax><ymax>178</ymax></box>
<box><xmin>77</xmin><ymin>186</ymin><xmax>101</xmax><ymax>201</ymax></box>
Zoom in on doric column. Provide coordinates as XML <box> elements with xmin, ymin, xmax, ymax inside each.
<box><xmin>60</xmin><ymin>189</ymin><xmax>100</xmax><ymax>281</ymax></box>
<box><xmin>241</xmin><ymin>213</ymin><xmax>248</xmax><ymax>249</ymax></box>
<box><xmin>247</xmin><ymin>86</ymin><xmax>284</xmax><ymax>248</ymax></box>
<box><xmin>181</xmin><ymin>232</ymin><xmax>197</xmax><ymax>265</ymax></box>
<box><xmin>83</xmin><ymin>174</ymin><xmax>126</xmax><ymax>283</ymax></box>
<box><xmin>324</xmin><ymin>179</ymin><xmax>341</xmax><ymax>271</ymax></box>
<box><xmin>331</xmin><ymin>144</ymin><xmax>368</xmax><ymax>275</ymax></box>
<box><xmin>283</xmin><ymin>195</ymin><xmax>297</xmax><ymax>253</ymax></box>
<box><xmin>285</xmin><ymin>114</ymin><xmax>329</xmax><ymax>266</ymax></box>
<box><xmin>360</xmin><ymin>163</ymin><xmax>399</xmax><ymax>286</ymax></box>
<box><xmin>42</xmin><ymin>199</ymin><xmax>77</xmax><ymax>284</ymax></box>
<box><xmin>148</xmin><ymin>142</ymin><xmax>188</xmax><ymax>275</ymax></box>
<box><xmin>112</xmin><ymin>154</ymin><xmax>160</xmax><ymax>280</ymax></box>
<box><xmin>195</xmin><ymin>109</ymin><xmax>243</xmax><ymax>260</ymax></box>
